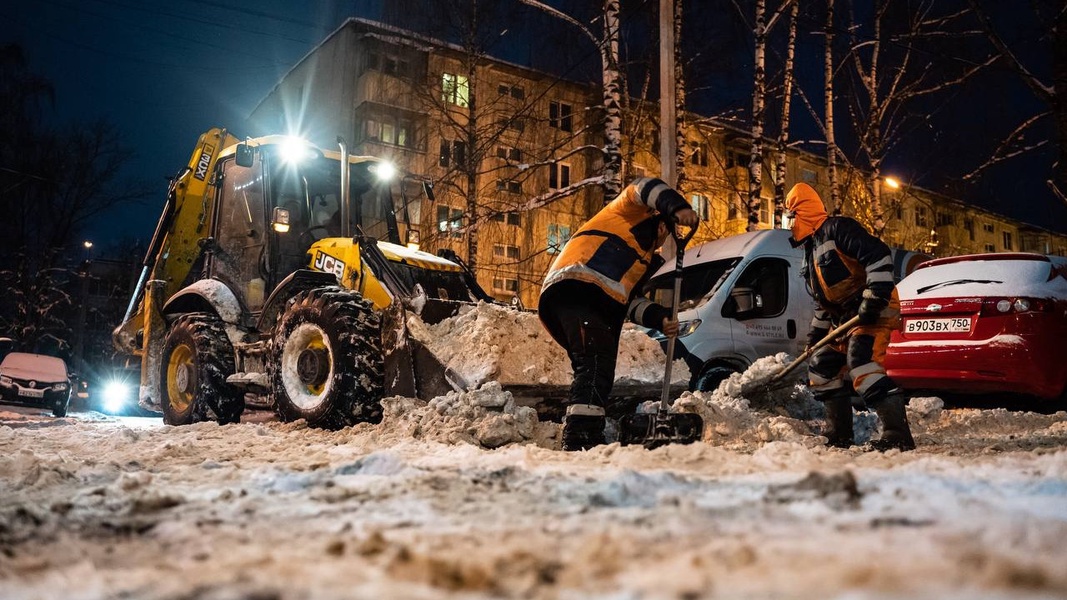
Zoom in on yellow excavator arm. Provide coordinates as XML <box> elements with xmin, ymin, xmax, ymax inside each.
<box><xmin>113</xmin><ymin>127</ymin><xmax>238</xmax><ymax>354</ymax></box>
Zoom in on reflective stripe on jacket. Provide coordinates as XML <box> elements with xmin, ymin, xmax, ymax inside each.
<box><xmin>542</xmin><ymin>178</ymin><xmax>689</xmax><ymax>305</ymax></box>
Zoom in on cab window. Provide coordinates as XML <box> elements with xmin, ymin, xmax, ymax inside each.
<box><xmin>723</xmin><ymin>257</ymin><xmax>789</xmax><ymax>319</ymax></box>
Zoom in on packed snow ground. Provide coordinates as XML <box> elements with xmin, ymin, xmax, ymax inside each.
<box><xmin>3</xmin><ymin>304</ymin><xmax>1067</xmax><ymax>599</ymax></box>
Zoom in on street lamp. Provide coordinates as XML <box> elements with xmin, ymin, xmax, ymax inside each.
<box><xmin>83</xmin><ymin>240</ymin><xmax>93</xmax><ymax>262</ymax></box>
<box><xmin>884</xmin><ymin>176</ymin><xmax>901</xmax><ymax>190</ymax></box>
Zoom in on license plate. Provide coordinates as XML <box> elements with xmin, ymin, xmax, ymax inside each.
<box><xmin>904</xmin><ymin>317</ymin><xmax>972</xmax><ymax>334</ymax></box>
<box><xmin>18</xmin><ymin>388</ymin><xmax>45</xmax><ymax>398</ymax></box>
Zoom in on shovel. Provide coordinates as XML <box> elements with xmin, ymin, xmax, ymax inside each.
<box><xmin>739</xmin><ymin>315</ymin><xmax>861</xmax><ymax>400</ymax></box>
<box><xmin>619</xmin><ymin>220</ymin><xmax>704</xmax><ymax>449</ymax></box>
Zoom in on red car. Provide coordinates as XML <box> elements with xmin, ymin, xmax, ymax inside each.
<box><xmin>886</xmin><ymin>253</ymin><xmax>1067</xmax><ymax>401</ymax></box>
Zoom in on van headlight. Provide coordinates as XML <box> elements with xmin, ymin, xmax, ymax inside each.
<box><xmin>677</xmin><ymin>319</ymin><xmax>702</xmax><ymax>337</ymax></box>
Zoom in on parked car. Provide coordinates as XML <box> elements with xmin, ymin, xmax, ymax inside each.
<box><xmin>644</xmin><ymin>229</ymin><xmax>929</xmax><ymax>392</ymax></box>
<box><xmin>0</xmin><ymin>352</ymin><xmax>73</xmax><ymax>416</ymax></box>
<box><xmin>886</xmin><ymin>253</ymin><xmax>1067</xmax><ymax>401</ymax></box>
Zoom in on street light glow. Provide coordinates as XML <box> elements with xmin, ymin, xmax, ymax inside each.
<box><xmin>884</xmin><ymin>177</ymin><xmax>901</xmax><ymax>189</ymax></box>
<box><xmin>84</xmin><ymin>240</ymin><xmax>93</xmax><ymax>249</ymax></box>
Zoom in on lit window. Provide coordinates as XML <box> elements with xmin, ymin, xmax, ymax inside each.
<box><xmin>436</xmin><ymin>205</ymin><xmax>463</xmax><ymax>238</ymax></box>
<box><xmin>442</xmin><ymin>73</ymin><xmax>469</xmax><ymax>107</ymax></box>
<box><xmin>547</xmin><ymin>224</ymin><xmax>571</xmax><ymax>254</ymax></box>
<box><xmin>690</xmin><ymin>194</ymin><xmax>710</xmax><ymax>221</ymax></box>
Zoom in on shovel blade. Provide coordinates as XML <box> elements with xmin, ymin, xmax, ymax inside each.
<box><xmin>619</xmin><ymin>412</ymin><xmax>704</xmax><ymax>449</ymax></box>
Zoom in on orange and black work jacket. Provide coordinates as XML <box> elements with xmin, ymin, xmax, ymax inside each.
<box><xmin>542</xmin><ymin>178</ymin><xmax>689</xmax><ymax>322</ymax></box>
<box><xmin>803</xmin><ymin>216</ymin><xmax>897</xmax><ymax>341</ymax></box>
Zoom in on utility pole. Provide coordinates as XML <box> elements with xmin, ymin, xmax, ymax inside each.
<box><xmin>659</xmin><ymin>0</ymin><xmax>677</xmax><ymax>186</ymax></box>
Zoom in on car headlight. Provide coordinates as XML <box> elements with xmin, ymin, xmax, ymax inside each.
<box><xmin>53</xmin><ymin>382</ymin><xmax>69</xmax><ymax>391</ymax></box>
<box><xmin>0</xmin><ymin>375</ymin><xmax>11</xmax><ymax>386</ymax></box>
<box><xmin>677</xmin><ymin>319</ymin><xmax>702</xmax><ymax>338</ymax></box>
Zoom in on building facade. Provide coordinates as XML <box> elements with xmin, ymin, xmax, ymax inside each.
<box><xmin>249</xmin><ymin>18</ymin><xmax>1067</xmax><ymax>309</ymax></box>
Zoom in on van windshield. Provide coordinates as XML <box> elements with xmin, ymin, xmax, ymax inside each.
<box><xmin>646</xmin><ymin>257</ymin><xmax>740</xmax><ymax>309</ymax></box>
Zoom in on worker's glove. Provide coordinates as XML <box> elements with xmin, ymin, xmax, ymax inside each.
<box><xmin>857</xmin><ymin>296</ymin><xmax>888</xmax><ymax>325</ymax></box>
<box><xmin>805</xmin><ymin>328</ymin><xmax>828</xmax><ymax>352</ymax></box>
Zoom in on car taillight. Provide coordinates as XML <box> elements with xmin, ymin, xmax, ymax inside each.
<box><xmin>981</xmin><ymin>297</ymin><xmax>1051</xmax><ymax>315</ymax></box>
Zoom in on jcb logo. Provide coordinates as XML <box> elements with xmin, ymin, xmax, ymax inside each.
<box><xmin>194</xmin><ymin>143</ymin><xmax>215</xmax><ymax>181</ymax></box>
<box><xmin>313</xmin><ymin>251</ymin><xmax>345</xmax><ymax>279</ymax></box>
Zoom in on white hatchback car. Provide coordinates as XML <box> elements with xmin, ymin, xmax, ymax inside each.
<box><xmin>0</xmin><ymin>352</ymin><xmax>73</xmax><ymax>417</ymax></box>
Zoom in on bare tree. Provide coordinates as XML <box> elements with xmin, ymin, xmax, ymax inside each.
<box><xmin>0</xmin><ymin>45</ymin><xmax>146</xmax><ymax>351</ymax></box>
<box><xmin>773</xmin><ymin>0</ymin><xmax>800</xmax><ymax>225</ymax></box>
<box><xmin>519</xmin><ymin>0</ymin><xmax>624</xmax><ymax>203</ymax></box>
<box><xmin>964</xmin><ymin>0</ymin><xmax>1067</xmax><ymax>206</ymax></box>
<box><xmin>742</xmin><ymin>0</ymin><xmax>797</xmax><ymax>232</ymax></box>
<box><xmin>841</xmin><ymin>0</ymin><xmax>992</xmax><ymax>234</ymax></box>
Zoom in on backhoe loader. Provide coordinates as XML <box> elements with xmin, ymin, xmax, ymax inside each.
<box><xmin>113</xmin><ymin>128</ymin><xmax>493</xmax><ymax>428</ymax></box>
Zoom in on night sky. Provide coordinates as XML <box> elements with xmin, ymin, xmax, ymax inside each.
<box><xmin>5</xmin><ymin>0</ymin><xmax>382</xmax><ymax>245</ymax></box>
<box><xmin>5</xmin><ymin>0</ymin><xmax>1065</xmax><ymax>248</ymax></box>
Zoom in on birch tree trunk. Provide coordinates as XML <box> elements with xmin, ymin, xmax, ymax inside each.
<box><xmin>674</xmin><ymin>0</ymin><xmax>688</xmax><ymax>191</ymax></box>
<box><xmin>748</xmin><ymin>0</ymin><xmax>767</xmax><ymax>232</ymax></box>
<box><xmin>774</xmin><ymin>0</ymin><xmax>799</xmax><ymax>227</ymax></box>
<box><xmin>601</xmin><ymin>0</ymin><xmax>623</xmax><ymax>202</ymax></box>
<box><xmin>825</xmin><ymin>0</ymin><xmax>839</xmax><ymax>213</ymax></box>
<box><xmin>464</xmin><ymin>53</ymin><xmax>480</xmax><ymax>271</ymax></box>
<box><xmin>867</xmin><ymin>0</ymin><xmax>885</xmax><ymax>234</ymax></box>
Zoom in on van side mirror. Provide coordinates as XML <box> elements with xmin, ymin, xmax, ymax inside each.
<box><xmin>235</xmin><ymin>143</ymin><xmax>254</xmax><ymax>168</ymax></box>
<box><xmin>725</xmin><ymin>286</ymin><xmax>763</xmax><ymax>320</ymax></box>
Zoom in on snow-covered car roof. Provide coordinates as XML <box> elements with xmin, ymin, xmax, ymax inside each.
<box><xmin>898</xmin><ymin>253</ymin><xmax>1067</xmax><ymax>299</ymax></box>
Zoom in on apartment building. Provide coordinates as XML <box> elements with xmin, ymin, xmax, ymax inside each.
<box><xmin>250</xmin><ymin>18</ymin><xmax>1067</xmax><ymax>309</ymax></box>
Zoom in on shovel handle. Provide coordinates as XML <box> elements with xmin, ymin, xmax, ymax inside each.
<box><xmin>660</xmin><ymin>217</ymin><xmax>698</xmax><ymax>410</ymax></box>
<box><xmin>767</xmin><ymin>315</ymin><xmax>862</xmax><ymax>385</ymax></box>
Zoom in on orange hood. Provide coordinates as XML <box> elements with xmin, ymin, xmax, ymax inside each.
<box><xmin>785</xmin><ymin>183</ymin><xmax>828</xmax><ymax>243</ymax></box>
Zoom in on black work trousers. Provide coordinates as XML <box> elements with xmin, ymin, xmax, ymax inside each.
<box><xmin>538</xmin><ymin>280</ymin><xmax>626</xmax><ymax>408</ymax></box>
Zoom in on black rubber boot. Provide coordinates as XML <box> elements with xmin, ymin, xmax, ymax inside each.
<box><xmin>817</xmin><ymin>389</ymin><xmax>855</xmax><ymax>448</ymax></box>
<box><xmin>867</xmin><ymin>389</ymin><xmax>916</xmax><ymax>452</ymax></box>
<box><xmin>561</xmin><ymin>404</ymin><xmax>606</xmax><ymax>451</ymax></box>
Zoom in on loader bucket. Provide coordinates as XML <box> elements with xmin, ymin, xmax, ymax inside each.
<box><xmin>381</xmin><ymin>300</ymin><xmax>464</xmax><ymax>401</ymax></box>
<box><xmin>417</xmin><ymin>298</ymin><xmax>470</xmax><ymax>325</ymax></box>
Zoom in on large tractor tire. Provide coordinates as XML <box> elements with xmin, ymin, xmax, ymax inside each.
<box><xmin>270</xmin><ymin>287</ymin><xmax>384</xmax><ymax>429</ymax></box>
<box><xmin>159</xmin><ymin>313</ymin><xmax>244</xmax><ymax>425</ymax></box>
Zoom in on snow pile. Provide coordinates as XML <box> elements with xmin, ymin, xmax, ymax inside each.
<box><xmin>406</xmin><ymin>301</ymin><xmax>689</xmax><ymax>388</ymax></box>
<box><xmin>672</xmin><ymin>353</ymin><xmax>881</xmax><ymax>449</ymax></box>
<box><xmin>375</xmin><ymin>382</ymin><xmax>557</xmax><ymax>449</ymax></box>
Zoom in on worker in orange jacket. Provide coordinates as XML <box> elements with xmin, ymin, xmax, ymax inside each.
<box><xmin>784</xmin><ymin>182</ymin><xmax>915</xmax><ymax>451</ymax></box>
<box><xmin>539</xmin><ymin>178</ymin><xmax>699</xmax><ymax>451</ymax></box>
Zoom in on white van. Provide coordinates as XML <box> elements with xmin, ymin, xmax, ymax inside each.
<box><xmin>645</xmin><ymin>229</ymin><xmax>928</xmax><ymax>392</ymax></box>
